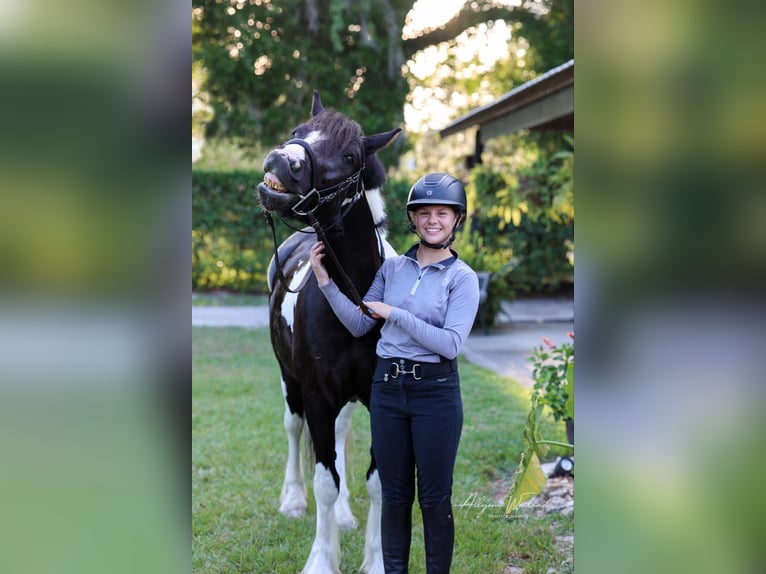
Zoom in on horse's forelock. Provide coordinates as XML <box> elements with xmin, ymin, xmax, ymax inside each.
<box><xmin>309</xmin><ymin>110</ymin><xmax>364</xmax><ymax>154</ymax></box>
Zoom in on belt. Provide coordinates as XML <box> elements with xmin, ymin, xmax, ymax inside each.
<box><xmin>374</xmin><ymin>356</ymin><xmax>457</xmax><ymax>381</ymax></box>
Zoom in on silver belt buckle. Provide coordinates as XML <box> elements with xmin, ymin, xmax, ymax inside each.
<box><xmin>396</xmin><ymin>359</ymin><xmax>422</xmax><ymax>380</ymax></box>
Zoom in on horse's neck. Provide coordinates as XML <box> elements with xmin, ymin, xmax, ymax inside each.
<box><xmin>319</xmin><ymin>196</ymin><xmax>381</xmax><ymax>286</ymax></box>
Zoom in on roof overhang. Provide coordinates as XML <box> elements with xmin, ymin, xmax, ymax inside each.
<box><xmin>440</xmin><ymin>59</ymin><xmax>574</xmax><ymax>140</ymax></box>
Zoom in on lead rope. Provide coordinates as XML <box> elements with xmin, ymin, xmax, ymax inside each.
<box><xmin>263</xmin><ymin>205</ymin><xmax>374</xmax><ymax>317</ymax></box>
<box><xmin>264</xmin><ymin>211</ymin><xmax>311</xmax><ymax>294</ymax></box>
<box><xmin>305</xmin><ymin>211</ymin><xmax>373</xmax><ymax>318</ymax></box>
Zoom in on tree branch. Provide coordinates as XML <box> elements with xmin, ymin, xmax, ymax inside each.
<box><xmin>402</xmin><ymin>4</ymin><xmax>523</xmax><ymax>58</ymax></box>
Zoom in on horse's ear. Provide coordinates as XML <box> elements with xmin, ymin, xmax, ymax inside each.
<box><xmin>311</xmin><ymin>90</ymin><xmax>324</xmax><ymax>117</ymax></box>
<box><xmin>364</xmin><ymin>127</ymin><xmax>402</xmax><ymax>155</ymax></box>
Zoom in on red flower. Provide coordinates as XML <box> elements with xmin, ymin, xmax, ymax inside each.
<box><xmin>541</xmin><ymin>337</ymin><xmax>555</xmax><ymax>349</ymax></box>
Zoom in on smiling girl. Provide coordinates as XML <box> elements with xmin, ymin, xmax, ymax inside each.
<box><xmin>310</xmin><ymin>172</ymin><xmax>480</xmax><ymax>573</ymax></box>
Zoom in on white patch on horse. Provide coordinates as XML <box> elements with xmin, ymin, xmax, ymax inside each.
<box><xmin>280</xmin><ymin>259</ymin><xmax>310</xmax><ymax>329</ymax></box>
<box><xmin>361</xmin><ymin>469</ymin><xmax>384</xmax><ymax>574</ymax></box>
<box><xmin>333</xmin><ymin>401</ymin><xmax>358</xmax><ymax>531</ymax></box>
<box><xmin>301</xmin><ymin>463</ymin><xmax>341</xmax><ymax>574</ymax></box>
<box><xmin>365</xmin><ymin>187</ymin><xmax>397</xmax><ymax>260</ymax></box>
<box><xmin>365</xmin><ymin>188</ymin><xmax>387</xmax><ymax>227</ymax></box>
<box><xmin>284</xmin><ymin>130</ymin><xmax>323</xmax><ymax>163</ymax></box>
<box><xmin>280</xmin><ymin>391</ymin><xmax>307</xmax><ymax>518</ymax></box>
<box><xmin>304</xmin><ymin>130</ymin><xmax>322</xmax><ymax>145</ymax></box>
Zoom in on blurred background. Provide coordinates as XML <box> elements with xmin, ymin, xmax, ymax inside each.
<box><xmin>0</xmin><ymin>0</ymin><xmax>764</xmax><ymax>572</ymax></box>
<box><xmin>192</xmin><ymin>0</ymin><xmax>575</xmax><ymax>316</ymax></box>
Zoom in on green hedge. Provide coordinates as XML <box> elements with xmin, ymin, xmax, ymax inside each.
<box><xmin>192</xmin><ymin>170</ymin><xmax>273</xmax><ymax>293</ymax></box>
<box><xmin>192</xmin><ymin>170</ymin><xmax>573</xmax><ymax>302</ymax></box>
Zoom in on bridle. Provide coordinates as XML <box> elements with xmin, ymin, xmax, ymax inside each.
<box><xmin>262</xmin><ymin>137</ymin><xmax>374</xmax><ymax>317</ymax></box>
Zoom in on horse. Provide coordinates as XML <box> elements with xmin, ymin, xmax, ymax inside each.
<box><xmin>257</xmin><ymin>90</ymin><xmax>401</xmax><ymax>574</ymax></box>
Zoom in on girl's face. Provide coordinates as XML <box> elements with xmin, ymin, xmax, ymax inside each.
<box><xmin>413</xmin><ymin>205</ymin><xmax>459</xmax><ymax>245</ymax></box>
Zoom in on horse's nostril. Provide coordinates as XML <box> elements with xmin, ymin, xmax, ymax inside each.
<box><xmin>263</xmin><ymin>150</ymin><xmax>280</xmax><ymax>172</ymax></box>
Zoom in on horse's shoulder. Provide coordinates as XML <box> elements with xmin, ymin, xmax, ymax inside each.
<box><xmin>268</xmin><ymin>230</ymin><xmax>314</xmax><ymax>291</ymax></box>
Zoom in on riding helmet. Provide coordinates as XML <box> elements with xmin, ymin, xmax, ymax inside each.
<box><xmin>406</xmin><ymin>172</ymin><xmax>467</xmax><ymax>213</ymax></box>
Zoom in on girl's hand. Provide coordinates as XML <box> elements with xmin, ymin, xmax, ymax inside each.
<box><xmin>309</xmin><ymin>242</ymin><xmax>330</xmax><ymax>286</ymax></box>
<box><xmin>362</xmin><ymin>300</ymin><xmax>392</xmax><ymax>320</ymax></box>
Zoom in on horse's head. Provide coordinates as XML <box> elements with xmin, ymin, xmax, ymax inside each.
<box><xmin>258</xmin><ymin>90</ymin><xmax>401</xmax><ymax>220</ymax></box>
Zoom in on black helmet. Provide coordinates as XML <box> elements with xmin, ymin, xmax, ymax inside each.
<box><xmin>406</xmin><ymin>172</ymin><xmax>467</xmax><ymax>214</ymax></box>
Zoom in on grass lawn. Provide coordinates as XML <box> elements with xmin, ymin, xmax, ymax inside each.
<box><xmin>192</xmin><ymin>327</ymin><xmax>573</xmax><ymax>573</ymax></box>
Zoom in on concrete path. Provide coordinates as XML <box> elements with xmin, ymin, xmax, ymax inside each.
<box><xmin>460</xmin><ymin>299</ymin><xmax>573</xmax><ymax>386</ymax></box>
<box><xmin>192</xmin><ymin>305</ymin><xmax>269</xmax><ymax>329</ymax></box>
<box><xmin>192</xmin><ymin>297</ymin><xmax>574</xmax><ymax>387</ymax></box>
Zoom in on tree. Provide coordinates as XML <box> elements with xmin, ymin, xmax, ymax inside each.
<box><xmin>192</xmin><ymin>0</ymin><xmax>573</xmax><ymax>155</ymax></box>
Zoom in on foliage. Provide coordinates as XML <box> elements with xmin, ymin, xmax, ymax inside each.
<box><xmin>192</xmin><ymin>169</ymin><xmax>273</xmax><ymax>293</ymax></box>
<box><xmin>454</xmin><ymin>231</ymin><xmax>516</xmax><ymax>328</ymax></box>
<box><xmin>475</xmin><ymin>134</ymin><xmax>574</xmax><ymax>227</ymax></box>
<box><xmin>505</xmin><ymin>396</ymin><xmax>549</xmax><ymax>514</ymax></box>
<box><xmin>194</xmin><ymin>137</ymin><xmax>269</xmax><ymax>172</ymax></box>
<box><xmin>505</xmin><ymin>373</ymin><xmax>574</xmax><ymax>516</ymax></box>
<box><xmin>192</xmin><ymin>166</ymin><xmax>571</xmax><ymax>303</ymax></box>
<box><xmin>192</xmin><ymin>0</ymin><xmax>414</xmax><ymax>166</ymax></box>
<box><xmin>506</xmin><ymin>214</ymin><xmax>574</xmax><ymax>294</ymax></box>
<box><xmin>192</xmin><ymin>170</ymin><xmax>413</xmax><ymax>294</ymax></box>
<box><xmin>465</xmin><ymin>139</ymin><xmax>574</xmax><ymax>296</ymax></box>
<box><xmin>192</xmin><ymin>0</ymin><xmax>574</xmax><ymax>171</ymax></box>
<box><xmin>193</xmin><ymin>326</ymin><xmax>572</xmax><ymax>573</ymax></box>
<box><xmin>505</xmin><ymin>335</ymin><xmax>574</xmax><ymax>515</ymax></box>
<box><xmin>529</xmin><ymin>335</ymin><xmax>575</xmax><ymax>422</ymax></box>
<box><xmin>510</xmin><ymin>0</ymin><xmax>574</xmax><ymax>74</ymax></box>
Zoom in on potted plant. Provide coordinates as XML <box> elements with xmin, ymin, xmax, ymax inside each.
<box><xmin>505</xmin><ymin>337</ymin><xmax>574</xmax><ymax>514</ymax></box>
<box><xmin>529</xmin><ymin>333</ymin><xmax>574</xmax><ymax>445</ymax></box>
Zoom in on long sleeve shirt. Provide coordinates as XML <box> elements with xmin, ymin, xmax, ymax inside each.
<box><xmin>319</xmin><ymin>244</ymin><xmax>480</xmax><ymax>362</ymax></box>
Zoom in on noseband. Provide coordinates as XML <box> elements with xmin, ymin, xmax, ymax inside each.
<box><xmin>283</xmin><ymin>138</ymin><xmax>364</xmax><ymax>216</ymax></box>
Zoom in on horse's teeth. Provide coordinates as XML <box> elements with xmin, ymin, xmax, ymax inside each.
<box><xmin>264</xmin><ymin>174</ymin><xmax>285</xmax><ymax>192</ymax></box>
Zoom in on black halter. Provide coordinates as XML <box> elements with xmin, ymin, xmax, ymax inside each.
<box><xmin>283</xmin><ymin>138</ymin><xmax>364</xmax><ymax>216</ymax></box>
<box><xmin>262</xmin><ymin>137</ymin><xmax>374</xmax><ymax>317</ymax></box>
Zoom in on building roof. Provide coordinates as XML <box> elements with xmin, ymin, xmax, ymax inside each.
<box><xmin>440</xmin><ymin>59</ymin><xmax>574</xmax><ymax>140</ymax></box>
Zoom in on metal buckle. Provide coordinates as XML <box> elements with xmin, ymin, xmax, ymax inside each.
<box><xmin>389</xmin><ymin>360</ymin><xmax>422</xmax><ymax>380</ymax></box>
<box><xmin>408</xmin><ymin>364</ymin><xmax>423</xmax><ymax>380</ymax></box>
<box><xmin>292</xmin><ymin>189</ymin><xmax>320</xmax><ymax>215</ymax></box>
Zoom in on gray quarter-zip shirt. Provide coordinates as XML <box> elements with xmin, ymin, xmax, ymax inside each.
<box><xmin>319</xmin><ymin>244</ymin><xmax>480</xmax><ymax>362</ymax></box>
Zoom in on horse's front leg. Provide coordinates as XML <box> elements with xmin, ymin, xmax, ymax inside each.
<box><xmin>301</xmin><ymin>417</ymin><xmax>341</xmax><ymax>574</ymax></box>
<box><xmin>279</xmin><ymin>379</ymin><xmax>307</xmax><ymax>518</ymax></box>
<box><xmin>334</xmin><ymin>400</ymin><xmax>358</xmax><ymax>530</ymax></box>
<box><xmin>360</xmin><ymin>463</ymin><xmax>384</xmax><ymax>574</ymax></box>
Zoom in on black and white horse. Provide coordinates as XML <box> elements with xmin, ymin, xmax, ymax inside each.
<box><xmin>257</xmin><ymin>90</ymin><xmax>400</xmax><ymax>574</ymax></box>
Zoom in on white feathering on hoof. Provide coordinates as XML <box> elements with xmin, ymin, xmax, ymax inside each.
<box><xmin>301</xmin><ymin>464</ymin><xmax>341</xmax><ymax>574</ymax></box>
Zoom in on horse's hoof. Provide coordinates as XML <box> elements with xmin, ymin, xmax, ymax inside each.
<box><xmin>280</xmin><ymin>486</ymin><xmax>308</xmax><ymax>517</ymax></box>
<box><xmin>359</xmin><ymin>559</ymin><xmax>385</xmax><ymax>574</ymax></box>
<box><xmin>279</xmin><ymin>497</ymin><xmax>307</xmax><ymax>518</ymax></box>
<box><xmin>336</xmin><ymin>513</ymin><xmax>357</xmax><ymax>531</ymax></box>
<box><xmin>334</xmin><ymin>496</ymin><xmax>357</xmax><ymax>530</ymax></box>
<box><xmin>280</xmin><ymin>506</ymin><xmax>306</xmax><ymax>518</ymax></box>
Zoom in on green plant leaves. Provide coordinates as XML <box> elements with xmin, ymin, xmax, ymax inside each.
<box><xmin>529</xmin><ymin>340</ymin><xmax>574</xmax><ymax>422</ymax></box>
<box><xmin>505</xmin><ymin>450</ymin><xmax>547</xmax><ymax>515</ymax></box>
<box><xmin>505</xmin><ymin>397</ymin><xmax>548</xmax><ymax>514</ymax></box>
